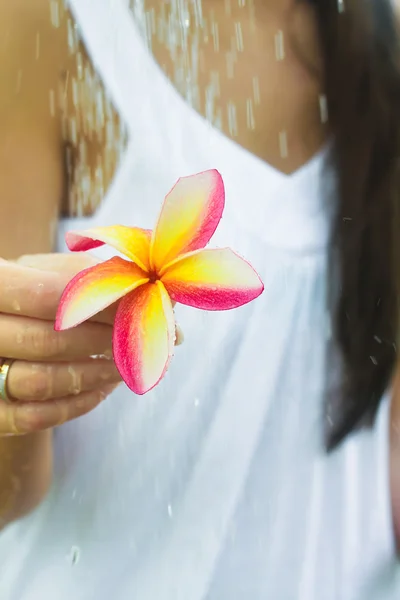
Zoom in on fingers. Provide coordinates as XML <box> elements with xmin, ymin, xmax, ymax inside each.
<box><xmin>7</xmin><ymin>359</ymin><xmax>121</xmax><ymax>402</ymax></box>
<box><xmin>0</xmin><ymin>314</ymin><xmax>113</xmax><ymax>362</ymax></box>
<box><xmin>0</xmin><ymin>260</ymin><xmax>116</xmax><ymax>325</ymax></box>
<box><xmin>0</xmin><ymin>386</ymin><xmax>117</xmax><ymax>435</ymax></box>
<box><xmin>16</xmin><ymin>253</ymin><xmax>101</xmax><ymax>276</ymax></box>
<box><xmin>0</xmin><ymin>261</ymin><xmax>64</xmax><ymax>319</ymax></box>
<box><xmin>0</xmin><ymin>258</ymin><xmax>185</xmax><ymax>344</ymax></box>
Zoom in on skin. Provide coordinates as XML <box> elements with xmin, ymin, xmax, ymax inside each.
<box><xmin>142</xmin><ymin>0</ymin><xmax>326</xmax><ymax>174</ymax></box>
<box><xmin>0</xmin><ymin>0</ymin><xmax>123</xmax><ymax>523</ymax></box>
<box><xmin>0</xmin><ymin>254</ymin><xmax>122</xmax><ymax>524</ymax></box>
<box><xmin>0</xmin><ymin>0</ymin><xmax>399</xmax><ymax>553</ymax></box>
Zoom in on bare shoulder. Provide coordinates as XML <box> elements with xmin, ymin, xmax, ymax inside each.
<box><xmin>0</xmin><ymin>0</ymin><xmax>63</xmax><ymax>90</ymax></box>
<box><xmin>0</xmin><ymin>0</ymin><xmax>69</xmax><ymax>257</ymax></box>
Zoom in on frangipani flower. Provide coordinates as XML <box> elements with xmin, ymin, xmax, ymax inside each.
<box><xmin>55</xmin><ymin>170</ymin><xmax>264</xmax><ymax>394</ymax></box>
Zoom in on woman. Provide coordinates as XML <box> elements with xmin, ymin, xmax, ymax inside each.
<box><xmin>0</xmin><ymin>0</ymin><xmax>399</xmax><ymax>597</ymax></box>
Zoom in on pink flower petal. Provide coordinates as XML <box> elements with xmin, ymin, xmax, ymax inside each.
<box><xmin>113</xmin><ymin>281</ymin><xmax>175</xmax><ymax>394</ymax></box>
<box><xmin>66</xmin><ymin>226</ymin><xmax>152</xmax><ymax>271</ymax></box>
<box><xmin>150</xmin><ymin>170</ymin><xmax>225</xmax><ymax>272</ymax></box>
<box><xmin>55</xmin><ymin>257</ymin><xmax>149</xmax><ymax>330</ymax></box>
<box><xmin>161</xmin><ymin>248</ymin><xmax>264</xmax><ymax>310</ymax></box>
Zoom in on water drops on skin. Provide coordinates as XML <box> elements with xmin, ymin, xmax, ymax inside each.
<box><xmin>11</xmin><ymin>299</ymin><xmax>21</xmax><ymax>312</ymax></box>
<box><xmin>90</xmin><ymin>352</ymin><xmax>113</xmax><ymax>362</ymax></box>
<box><xmin>211</xmin><ymin>19</ymin><xmax>219</xmax><ymax>52</ymax></box>
<box><xmin>279</xmin><ymin>130</ymin><xmax>288</xmax><ymax>159</ymax></box>
<box><xmin>227</xmin><ymin>101</ymin><xmax>238</xmax><ymax>137</ymax></box>
<box><xmin>130</xmin><ymin>0</ymin><xmax>264</xmax><ymax>133</ymax></box>
<box><xmin>226</xmin><ymin>50</ymin><xmax>236</xmax><ymax>80</ymax></box>
<box><xmin>234</xmin><ymin>22</ymin><xmax>244</xmax><ymax>53</ymax></box>
<box><xmin>246</xmin><ymin>98</ymin><xmax>255</xmax><ymax>130</ymax></box>
<box><xmin>319</xmin><ymin>94</ymin><xmax>328</xmax><ymax>124</ymax></box>
<box><xmin>68</xmin><ymin>365</ymin><xmax>83</xmax><ymax>395</ymax></box>
<box><xmin>50</xmin><ymin>0</ymin><xmax>61</xmax><ymax>28</ymax></box>
<box><xmin>274</xmin><ymin>30</ymin><xmax>285</xmax><ymax>62</ymax></box>
<box><xmin>44</xmin><ymin>0</ymin><xmax>328</xmax><ymax>222</ymax></box>
<box><xmin>49</xmin><ymin>1</ymin><xmax>128</xmax><ymax>218</ymax></box>
<box><xmin>49</xmin><ymin>89</ymin><xmax>56</xmax><ymax>118</ymax></box>
<box><xmin>126</xmin><ymin>0</ymin><xmax>327</xmax><ymax>177</ymax></box>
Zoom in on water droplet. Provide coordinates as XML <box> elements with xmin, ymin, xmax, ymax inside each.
<box><xmin>67</xmin><ymin>546</ymin><xmax>80</xmax><ymax>566</ymax></box>
<box><xmin>234</xmin><ymin>22</ymin><xmax>244</xmax><ymax>52</ymax></box>
<box><xmin>12</xmin><ymin>300</ymin><xmax>21</xmax><ymax>312</ymax></box>
<box><xmin>246</xmin><ymin>98</ymin><xmax>255</xmax><ymax>130</ymax></box>
<box><xmin>50</xmin><ymin>0</ymin><xmax>61</xmax><ymax>28</ymax></box>
<box><xmin>227</xmin><ymin>101</ymin><xmax>238</xmax><ymax>137</ymax></box>
<box><xmin>211</xmin><ymin>21</ymin><xmax>219</xmax><ymax>52</ymax></box>
<box><xmin>49</xmin><ymin>89</ymin><xmax>56</xmax><ymax>118</ymax></box>
<box><xmin>167</xmin><ymin>504</ymin><xmax>173</xmax><ymax>518</ymax></box>
<box><xmin>279</xmin><ymin>130</ymin><xmax>288</xmax><ymax>159</ymax></box>
<box><xmin>274</xmin><ymin>30</ymin><xmax>285</xmax><ymax>61</ymax></box>
<box><xmin>319</xmin><ymin>94</ymin><xmax>328</xmax><ymax>124</ymax></box>
<box><xmin>68</xmin><ymin>366</ymin><xmax>82</xmax><ymax>394</ymax></box>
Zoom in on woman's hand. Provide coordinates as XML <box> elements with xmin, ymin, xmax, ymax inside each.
<box><xmin>0</xmin><ymin>254</ymin><xmax>122</xmax><ymax>436</ymax></box>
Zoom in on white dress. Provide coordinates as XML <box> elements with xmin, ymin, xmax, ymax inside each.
<box><xmin>0</xmin><ymin>1</ymin><xmax>399</xmax><ymax>598</ymax></box>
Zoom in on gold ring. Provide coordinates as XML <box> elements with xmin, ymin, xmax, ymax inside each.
<box><xmin>0</xmin><ymin>359</ymin><xmax>14</xmax><ymax>403</ymax></box>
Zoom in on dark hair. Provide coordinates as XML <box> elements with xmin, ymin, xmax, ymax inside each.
<box><xmin>308</xmin><ymin>0</ymin><xmax>400</xmax><ymax>450</ymax></box>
